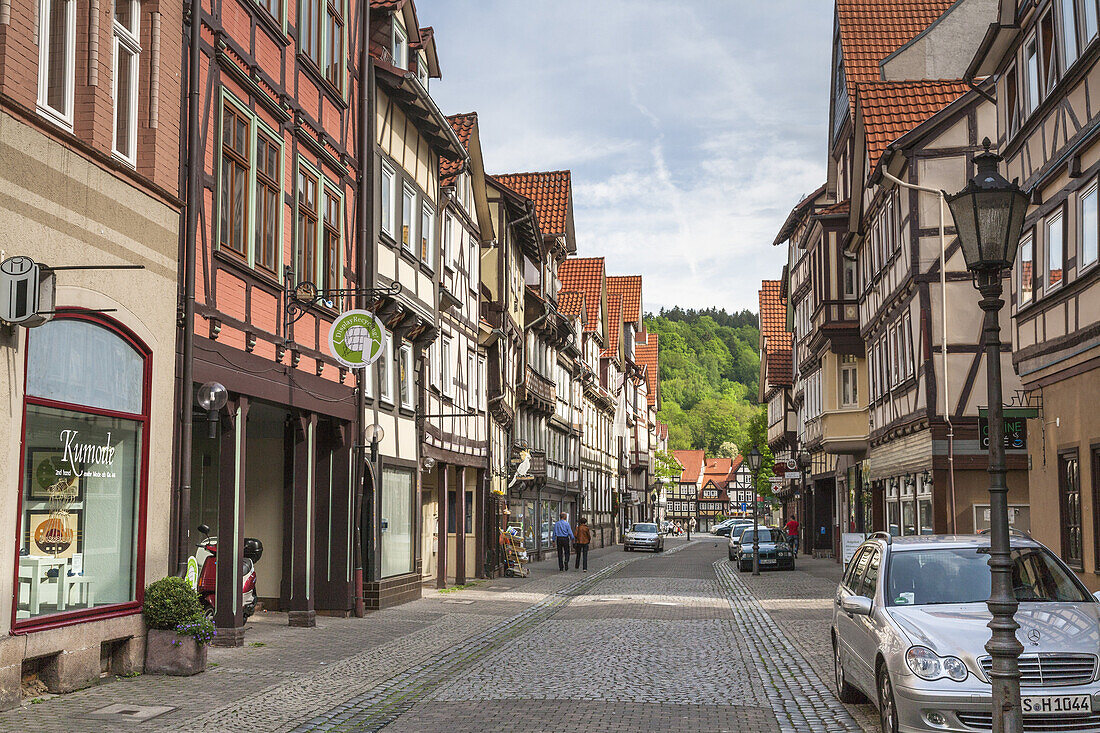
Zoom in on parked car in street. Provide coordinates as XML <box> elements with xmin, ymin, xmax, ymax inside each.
<box><xmin>728</xmin><ymin>525</ymin><xmax>751</xmax><ymax>554</ymax></box>
<box><xmin>714</xmin><ymin>519</ymin><xmax>752</xmax><ymax>537</ymax></box>
<box><xmin>832</xmin><ymin>532</ymin><xmax>1100</xmax><ymax>733</ymax></box>
<box><xmin>730</xmin><ymin>527</ymin><xmax>794</xmax><ymax>572</ymax></box>
<box><xmin>624</xmin><ymin>522</ymin><xmax>664</xmax><ymax>552</ymax></box>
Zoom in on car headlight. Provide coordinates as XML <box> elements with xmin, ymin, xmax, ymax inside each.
<box><xmin>905</xmin><ymin>646</ymin><xmax>968</xmax><ymax>682</ymax></box>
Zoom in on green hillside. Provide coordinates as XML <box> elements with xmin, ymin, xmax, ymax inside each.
<box><xmin>644</xmin><ymin>307</ymin><xmax>761</xmax><ymax>454</ymax></box>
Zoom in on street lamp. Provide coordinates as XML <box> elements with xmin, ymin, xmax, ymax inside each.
<box><xmin>746</xmin><ymin>447</ymin><xmax>763</xmax><ymax>576</ymax></box>
<box><xmin>945</xmin><ymin>137</ymin><xmax>1029</xmax><ymax>733</ymax></box>
<box><xmin>363</xmin><ymin>423</ymin><xmax>385</xmax><ymax>583</ymax></box>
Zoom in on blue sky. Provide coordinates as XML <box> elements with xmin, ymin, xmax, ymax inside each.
<box><xmin>426</xmin><ymin>1</ymin><xmax>834</xmax><ymax>314</ymax></box>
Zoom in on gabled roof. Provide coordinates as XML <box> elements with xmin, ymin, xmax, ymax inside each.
<box><xmin>440</xmin><ymin>113</ymin><xmax>477</xmax><ymax>186</ymax></box>
<box><xmin>635</xmin><ymin>332</ymin><xmax>660</xmax><ymax>407</ymax></box>
<box><xmin>673</xmin><ymin>450</ymin><xmax>705</xmax><ymax>482</ymax></box>
<box><xmin>606</xmin><ymin>276</ymin><xmax>642</xmax><ymax>324</ymax></box>
<box><xmin>759</xmin><ymin>280</ymin><xmax>792</xmax><ymax>387</ymax></box>
<box><xmin>493</xmin><ymin>171</ymin><xmax>573</xmax><ymax>237</ymax></box>
<box><xmin>836</xmin><ymin>0</ymin><xmax>956</xmax><ymax>116</ymax></box>
<box><xmin>859</xmin><ymin>80</ymin><xmax>970</xmax><ymax>173</ymax></box>
<box><xmin>773</xmin><ymin>183</ymin><xmax>828</xmax><ymax>246</ymax></box>
<box><xmin>603</xmin><ymin>293</ymin><xmax>623</xmax><ymax>360</ymax></box>
<box><xmin>559</xmin><ymin>257</ymin><xmax>605</xmax><ymax>334</ymax></box>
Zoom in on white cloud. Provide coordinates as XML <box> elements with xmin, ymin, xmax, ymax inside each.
<box><xmin>427</xmin><ymin>0</ymin><xmax>833</xmax><ymax>312</ymax></box>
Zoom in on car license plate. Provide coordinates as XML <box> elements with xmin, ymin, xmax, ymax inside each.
<box><xmin>761</xmin><ymin>558</ymin><xmax>776</xmax><ymax>565</ymax></box>
<box><xmin>1021</xmin><ymin>695</ymin><xmax>1092</xmax><ymax>715</ymax></box>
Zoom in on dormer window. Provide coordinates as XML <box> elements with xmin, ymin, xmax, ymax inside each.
<box><xmin>416</xmin><ymin>52</ymin><xmax>429</xmax><ymax>89</ymax></box>
<box><xmin>392</xmin><ymin>21</ymin><xmax>407</xmax><ymax>69</ymax></box>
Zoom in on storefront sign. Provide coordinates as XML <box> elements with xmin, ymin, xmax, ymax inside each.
<box><xmin>328</xmin><ymin>310</ymin><xmax>387</xmax><ymax>369</ymax></box>
<box><xmin>978</xmin><ymin>416</ymin><xmax>1027</xmax><ymax>450</ymax></box>
<box><xmin>842</xmin><ymin>533</ymin><xmax>867</xmax><ymax>567</ymax></box>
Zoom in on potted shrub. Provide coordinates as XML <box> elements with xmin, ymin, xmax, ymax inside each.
<box><xmin>143</xmin><ymin>577</ymin><xmax>215</xmax><ymax>675</ymax></box>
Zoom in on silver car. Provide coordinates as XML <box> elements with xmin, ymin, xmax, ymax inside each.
<box><xmin>624</xmin><ymin>522</ymin><xmax>664</xmax><ymax>552</ymax></box>
<box><xmin>831</xmin><ymin>533</ymin><xmax>1100</xmax><ymax>732</ymax></box>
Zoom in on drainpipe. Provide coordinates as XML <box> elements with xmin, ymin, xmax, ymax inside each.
<box><xmin>880</xmin><ymin>167</ymin><xmax>957</xmax><ymax>533</ymax></box>
<box><xmin>352</xmin><ymin>0</ymin><xmax>373</xmax><ymax>617</ymax></box>
<box><xmin>175</xmin><ymin>0</ymin><xmax>204</xmax><ymax>574</ymax></box>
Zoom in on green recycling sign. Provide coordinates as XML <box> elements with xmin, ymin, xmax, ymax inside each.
<box><xmin>328</xmin><ymin>309</ymin><xmax>387</xmax><ymax>369</ymax></box>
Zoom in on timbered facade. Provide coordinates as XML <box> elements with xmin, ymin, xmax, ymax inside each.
<box><xmin>972</xmin><ymin>0</ymin><xmax>1100</xmax><ymax>590</ymax></box>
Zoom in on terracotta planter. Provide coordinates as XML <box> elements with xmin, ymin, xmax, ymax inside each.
<box><xmin>144</xmin><ymin>628</ymin><xmax>207</xmax><ymax>676</ymax></box>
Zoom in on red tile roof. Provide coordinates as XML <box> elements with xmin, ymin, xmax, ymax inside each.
<box><xmin>440</xmin><ymin>113</ymin><xmax>476</xmax><ymax>186</ymax></box>
<box><xmin>559</xmin><ymin>257</ymin><xmax>604</xmax><ymax>334</ymax></box>
<box><xmin>606</xmin><ymin>275</ymin><xmax>642</xmax><ymax>324</ymax></box>
<box><xmin>859</xmin><ymin>80</ymin><xmax>970</xmax><ymax>172</ymax></box>
<box><xmin>820</xmin><ymin>199</ymin><xmax>850</xmax><ymax>217</ymax></box>
<box><xmin>657</xmin><ymin>422</ymin><xmax>668</xmax><ymax>441</ymax></box>
<box><xmin>673</xmin><ymin>450</ymin><xmax>705</xmax><ymax>482</ymax></box>
<box><xmin>557</xmin><ymin>290</ymin><xmax>585</xmax><ymax>319</ymax></box>
<box><xmin>759</xmin><ymin>280</ymin><xmax>792</xmax><ymax>387</ymax></box>
<box><xmin>635</xmin><ymin>333</ymin><xmax>660</xmax><ymax>407</ymax></box>
<box><xmin>603</xmin><ymin>294</ymin><xmax>623</xmax><ymax>359</ymax></box>
<box><xmin>836</xmin><ymin>0</ymin><xmax>955</xmax><ymax>116</ymax></box>
<box><xmin>493</xmin><ymin>171</ymin><xmax>572</xmax><ymax>236</ymax></box>
<box><xmin>370</xmin><ymin>0</ymin><xmax>402</xmax><ymax>8</ymax></box>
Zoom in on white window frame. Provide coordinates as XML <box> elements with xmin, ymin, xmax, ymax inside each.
<box><xmin>380</xmin><ymin>160</ymin><xmax>395</xmax><ymax>238</ymax></box>
<box><xmin>1080</xmin><ymin>179</ymin><xmax>1099</xmax><ymax>272</ymax></box>
<box><xmin>379</xmin><ymin>332</ymin><xmax>395</xmax><ymax>404</ymax></box>
<box><xmin>37</xmin><ymin>0</ymin><xmax>77</xmax><ymax>129</ymax></box>
<box><xmin>421</xmin><ymin>202</ymin><xmax>435</xmax><ymax>267</ymax></box>
<box><xmin>416</xmin><ymin>51</ymin><xmax>429</xmax><ymax>89</ymax></box>
<box><xmin>477</xmin><ymin>355</ymin><xmax>485</xmax><ymax>410</ymax></box>
<box><xmin>1046</xmin><ymin>208</ymin><xmax>1065</xmax><ymax>293</ymax></box>
<box><xmin>441</xmin><ymin>335</ymin><xmax>453</xmax><ymax>398</ymax></box>
<box><xmin>1062</xmin><ymin>0</ymin><xmax>1080</xmax><ymax>70</ymax></box>
<box><xmin>442</xmin><ymin>213</ymin><xmax>454</xmax><ymax>270</ymax></box>
<box><xmin>401</xmin><ymin>183</ymin><xmax>416</xmax><ymax>253</ymax></box>
<box><xmin>111</xmin><ymin>0</ymin><xmax>141</xmax><ymax>165</ymax></box>
<box><xmin>391</xmin><ymin>20</ymin><xmax>407</xmax><ymax>69</ymax></box>
<box><xmin>399</xmin><ymin>343</ymin><xmax>413</xmax><ymax>409</ymax></box>
<box><xmin>1025</xmin><ymin>33</ymin><xmax>1041</xmax><ymax>115</ymax></box>
<box><xmin>840</xmin><ymin>355</ymin><xmax>858</xmax><ymax>408</ymax></box>
<box><xmin>1018</xmin><ymin>231</ymin><xmax>1035</xmax><ymax>307</ymax></box>
<box><xmin>428</xmin><ymin>339</ymin><xmax>439</xmax><ymax>391</ymax></box>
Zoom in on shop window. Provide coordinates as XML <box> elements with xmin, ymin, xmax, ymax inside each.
<box><xmin>380</xmin><ymin>468</ymin><xmax>413</xmax><ymax>577</ymax></box>
<box><xmin>17</xmin><ymin>315</ymin><xmax>149</xmax><ymax>625</ymax></box>
<box><xmin>37</xmin><ymin>0</ymin><xmax>76</xmax><ymax>128</ymax></box>
<box><xmin>1060</xmin><ymin>451</ymin><xmax>1083</xmax><ymax>569</ymax></box>
<box><xmin>112</xmin><ymin>0</ymin><xmax>140</xmax><ymax>164</ymax></box>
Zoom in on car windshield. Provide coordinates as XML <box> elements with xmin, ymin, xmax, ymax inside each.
<box><xmin>887</xmin><ymin>547</ymin><xmax>1091</xmax><ymax>606</ymax></box>
<box><xmin>631</xmin><ymin>523</ymin><xmax>657</xmax><ymax>534</ymax></box>
<box><xmin>740</xmin><ymin>529</ymin><xmax>782</xmax><ymax>543</ymax></box>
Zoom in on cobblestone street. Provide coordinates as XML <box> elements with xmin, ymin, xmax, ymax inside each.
<box><xmin>0</xmin><ymin>539</ymin><xmax>876</xmax><ymax>733</ymax></box>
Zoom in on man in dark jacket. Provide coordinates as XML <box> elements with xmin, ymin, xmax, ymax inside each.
<box><xmin>552</xmin><ymin>513</ymin><xmax>574</xmax><ymax>571</ymax></box>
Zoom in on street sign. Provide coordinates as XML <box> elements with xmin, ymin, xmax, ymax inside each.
<box><xmin>768</xmin><ymin>477</ymin><xmax>784</xmax><ymax>485</ymax></box>
<box><xmin>784</xmin><ymin>458</ymin><xmax>798</xmax><ymax>470</ymax></box>
<box><xmin>328</xmin><ymin>309</ymin><xmax>387</xmax><ymax>369</ymax></box>
<box><xmin>784</xmin><ymin>471</ymin><xmax>800</xmax><ymax>479</ymax></box>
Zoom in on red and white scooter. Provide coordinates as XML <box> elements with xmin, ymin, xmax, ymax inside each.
<box><xmin>194</xmin><ymin>524</ymin><xmax>263</xmax><ymax>620</ymax></box>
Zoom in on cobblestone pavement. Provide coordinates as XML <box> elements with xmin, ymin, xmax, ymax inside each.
<box><xmin>1</xmin><ymin>539</ymin><xmax>879</xmax><ymax>733</ymax></box>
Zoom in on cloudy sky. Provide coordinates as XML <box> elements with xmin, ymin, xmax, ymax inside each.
<box><xmin>427</xmin><ymin>1</ymin><xmax>833</xmax><ymax>314</ymax></box>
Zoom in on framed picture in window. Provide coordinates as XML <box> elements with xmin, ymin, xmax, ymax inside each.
<box><xmin>27</xmin><ymin>449</ymin><xmax>83</xmax><ymax>501</ymax></box>
<box><xmin>27</xmin><ymin>510</ymin><xmax>82</xmax><ymax>559</ymax></box>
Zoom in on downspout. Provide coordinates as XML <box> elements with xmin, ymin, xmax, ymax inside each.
<box><xmin>352</xmin><ymin>0</ymin><xmax>373</xmax><ymax>617</ymax></box>
<box><xmin>881</xmin><ymin>166</ymin><xmax>956</xmax><ymax>532</ymax></box>
<box><xmin>175</xmin><ymin>0</ymin><xmax>203</xmax><ymax>574</ymax></box>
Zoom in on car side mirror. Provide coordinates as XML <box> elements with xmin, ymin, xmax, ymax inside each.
<box><xmin>840</xmin><ymin>595</ymin><xmax>873</xmax><ymax>616</ymax></box>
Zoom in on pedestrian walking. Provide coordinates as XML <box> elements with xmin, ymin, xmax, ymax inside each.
<box><xmin>785</xmin><ymin>515</ymin><xmax>800</xmax><ymax>557</ymax></box>
<box><xmin>573</xmin><ymin>517</ymin><xmax>591</xmax><ymax>572</ymax></box>
<box><xmin>552</xmin><ymin>512</ymin><xmax>574</xmax><ymax>571</ymax></box>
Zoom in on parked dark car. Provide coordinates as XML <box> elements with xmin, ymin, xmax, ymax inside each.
<box><xmin>714</xmin><ymin>520</ymin><xmax>751</xmax><ymax>537</ymax></box>
<box><xmin>732</xmin><ymin>527</ymin><xmax>794</xmax><ymax>572</ymax></box>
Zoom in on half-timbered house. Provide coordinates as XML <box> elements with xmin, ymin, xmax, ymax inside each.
<box><xmin>971</xmin><ymin>0</ymin><xmax>1100</xmax><ymax>589</ymax></box>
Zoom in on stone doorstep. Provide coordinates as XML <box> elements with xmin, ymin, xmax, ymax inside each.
<box><xmin>82</xmin><ymin>703</ymin><xmax>176</xmax><ymax>722</ymax></box>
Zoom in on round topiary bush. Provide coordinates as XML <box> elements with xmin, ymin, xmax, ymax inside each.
<box><xmin>144</xmin><ymin>577</ymin><xmax>203</xmax><ymax>630</ymax></box>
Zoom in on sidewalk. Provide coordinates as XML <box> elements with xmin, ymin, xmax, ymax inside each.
<box><xmin>0</xmin><ymin>542</ymin><xmax>628</xmax><ymax>733</ymax></box>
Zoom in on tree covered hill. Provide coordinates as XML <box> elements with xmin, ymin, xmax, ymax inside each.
<box><xmin>644</xmin><ymin>307</ymin><xmax>761</xmax><ymax>453</ymax></box>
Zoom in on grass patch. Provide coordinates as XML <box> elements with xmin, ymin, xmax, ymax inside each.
<box><xmin>438</xmin><ymin>580</ymin><xmax>484</xmax><ymax>593</ymax></box>
<box><xmin>248</xmin><ymin>642</ymin><xmax>266</xmax><ymax>648</ymax></box>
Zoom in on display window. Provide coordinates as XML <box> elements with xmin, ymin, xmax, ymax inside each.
<box><xmin>13</xmin><ymin>313</ymin><xmax>150</xmax><ymax>629</ymax></box>
<box><xmin>380</xmin><ymin>467</ymin><xmax>414</xmax><ymax>577</ymax></box>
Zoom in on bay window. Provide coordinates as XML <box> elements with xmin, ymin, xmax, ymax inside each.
<box><xmin>112</xmin><ymin>0</ymin><xmax>140</xmax><ymax>164</ymax></box>
<box><xmin>840</xmin><ymin>355</ymin><xmax>858</xmax><ymax>407</ymax></box>
<box><xmin>16</xmin><ymin>315</ymin><xmax>149</xmax><ymax>625</ymax></box>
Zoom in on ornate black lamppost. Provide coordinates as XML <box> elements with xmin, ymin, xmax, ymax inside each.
<box><xmin>746</xmin><ymin>448</ymin><xmax>763</xmax><ymax>576</ymax></box>
<box><xmin>945</xmin><ymin>138</ymin><xmax>1029</xmax><ymax>733</ymax></box>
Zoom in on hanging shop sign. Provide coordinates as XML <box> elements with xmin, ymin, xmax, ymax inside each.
<box><xmin>0</xmin><ymin>256</ymin><xmax>54</xmax><ymax>326</ymax></box>
<box><xmin>328</xmin><ymin>310</ymin><xmax>387</xmax><ymax>369</ymax></box>
<box><xmin>978</xmin><ymin>415</ymin><xmax>1027</xmax><ymax>450</ymax></box>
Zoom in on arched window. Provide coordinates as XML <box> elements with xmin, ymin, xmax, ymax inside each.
<box><xmin>15</xmin><ymin>313</ymin><xmax>150</xmax><ymax>626</ymax></box>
